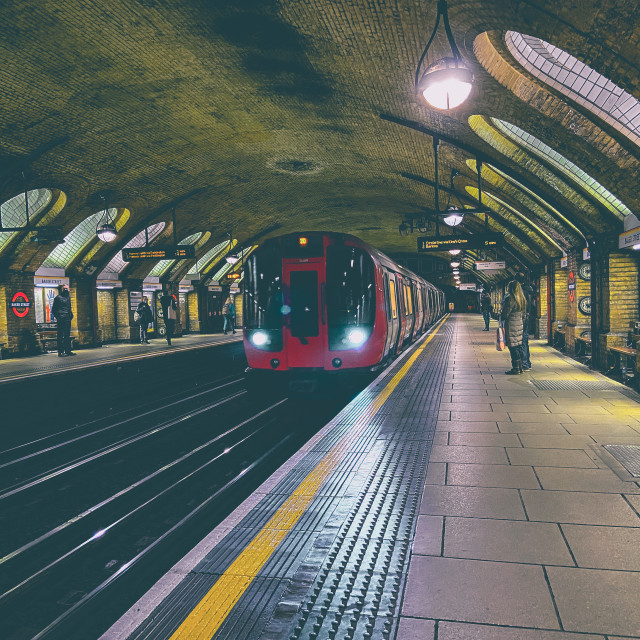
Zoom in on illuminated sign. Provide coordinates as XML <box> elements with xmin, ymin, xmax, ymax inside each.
<box><xmin>122</xmin><ymin>245</ymin><xmax>196</xmax><ymax>261</ymax></box>
<box><xmin>10</xmin><ymin>291</ymin><xmax>31</xmax><ymax>317</ymax></box>
<box><xmin>458</xmin><ymin>283</ymin><xmax>477</xmax><ymax>291</ymax></box>
<box><xmin>619</xmin><ymin>226</ymin><xmax>640</xmax><ymax>249</ymax></box>
<box><xmin>475</xmin><ymin>261</ymin><xmax>506</xmax><ymax>271</ymax></box>
<box><xmin>417</xmin><ymin>232</ymin><xmax>502</xmax><ymax>253</ymax></box>
<box><xmin>568</xmin><ymin>270</ymin><xmax>576</xmax><ymax>303</ymax></box>
<box><xmin>226</xmin><ymin>272</ymin><xmax>241</xmax><ymax>280</ymax></box>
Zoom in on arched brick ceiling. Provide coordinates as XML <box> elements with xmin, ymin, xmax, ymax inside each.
<box><xmin>0</xmin><ymin>0</ymin><xmax>638</xmax><ymax>277</ymax></box>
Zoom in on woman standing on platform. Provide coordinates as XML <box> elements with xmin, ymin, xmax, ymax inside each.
<box><xmin>500</xmin><ymin>280</ymin><xmax>526</xmax><ymax>375</ymax></box>
<box><xmin>136</xmin><ymin>296</ymin><xmax>153</xmax><ymax>344</ymax></box>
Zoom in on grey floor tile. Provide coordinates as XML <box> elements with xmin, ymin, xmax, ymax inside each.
<box><xmin>518</xmin><ymin>434</ymin><xmax>594</xmax><ymax>449</ymax></box>
<box><xmin>535</xmin><ymin>467</ymin><xmax>640</xmax><ymax>493</ymax></box>
<box><xmin>625</xmin><ymin>494</ymin><xmax>640</xmax><ymax>514</ymax></box>
<box><xmin>396</xmin><ymin>617</ymin><xmax>436</xmax><ymax>640</ymax></box>
<box><xmin>498</xmin><ymin>422</ymin><xmax>570</xmax><ymax>435</ymax></box>
<box><xmin>425</xmin><ymin>462</ymin><xmax>447</xmax><ymax>485</ymax></box>
<box><xmin>402</xmin><ymin>556</ymin><xmax>559</xmax><ymax>628</ymax></box>
<box><xmin>438</xmin><ymin>620</ymin><xmax>604</xmax><ymax>639</ymax></box>
<box><xmin>546</xmin><ymin>566</ymin><xmax>640</xmax><ymax>636</ymax></box>
<box><xmin>562</xmin><ymin>423</ymin><xmax>640</xmax><ymax>436</ymax></box>
<box><xmin>429</xmin><ymin>445</ymin><xmax>509</xmax><ymax>465</ymax></box>
<box><xmin>521</xmin><ymin>490</ymin><xmax>640</xmax><ymax>526</ymax></box>
<box><xmin>412</xmin><ymin>515</ymin><xmax>443</xmax><ymax>556</ymax></box>
<box><xmin>448</xmin><ymin>432</ymin><xmax>522</xmax><ymax>447</ymax></box>
<box><xmin>449</xmin><ymin>411</ymin><xmax>511</xmax><ymax>422</ymax></box>
<box><xmin>444</xmin><ymin>517</ymin><xmax>573</xmax><ymax>565</ymax></box>
<box><xmin>436</xmin><ymin>421</ymin><xmax>499</xmax><ymax>433</ymax></box>
<box><xmin>420</xmin><ymin>485</ymin><xmax>526</xmax><ymax>520</ymax></box>
<box><xmin>590</xmin><ymin>435</ymin><xmax>640</xmax><ymax>444</ymax></box>
<box><xmin>500</xmin><ymin>397</ymin><xmax>562</xmax><ymax>405</ymax></box>
<box><xmin>506</xmin><ymin>448</ymin><xmax>598</xmax><ymax>468</ymax></box>
<box><xmin>546</xmin><ymin>405</ymin><xmax>611</xmax><ymax>415</ymax></box>
<box><xmin>508</xmin><ymin>413</ymin><xmax>573</xmax><ymax>423</ymax></box>
<box><xmin>440</xmin><ymin>402</ymin><xmax>494</xmax><ymax>412</ymax></box>
<box><xmin>493</xmin><ymin>403</ymin><xmax>551</xmax><ymax>413</ymax></box>
<box><xmin>446</xmin><ymin>463</ymin><xmax>539</xmax><ymax>489</ymax></box>
<box><xmin>562</xmin><ymin>524</ymin><xmax>640</xmax><ymax>570</ymax></box>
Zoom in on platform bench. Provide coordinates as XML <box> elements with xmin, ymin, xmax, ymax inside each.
<box><xmin>607</xmin><ymin>345</ymin><xmax>637</xmax><ymax>384</ymax></box>
<box><xmin>575</xmin><ymin>335</ymin><xmax>592</xmax><ymax>361</ymax></box>
<box><xmin>553</xmin><ymin>329</ymin><xmax>565</xmax><ymax>351</ymax></box>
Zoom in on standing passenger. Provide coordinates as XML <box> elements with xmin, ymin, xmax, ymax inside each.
<box><xmin>222</xmin><ymin>297</ymin><xmax>236</xmax><ymax>334</ymax></box>
<box><xmin>160</xmin><ymin>291</ymin><xmax>177</xmax><ymax>346</ymax></box>
<box><xmin>500</xmin><ymin>280</ymin><xmax>526</xmax><ymax>375</ymax></box>
<box><xmin>136</xmin><ymin>296</ymin><xmax>153</xmax><ymax>344</ymax></box>
<box><xmin>52</xmin><ymin>284</ymin><xmax>75</xmax><ymax>357</ymax></box>
<box><xmin>480</xmin><ymin>289</ymin><xmax>492</xmax><ymax>331</ymax></box>
<box><xmin>517</xmin><ymin>275</ymin><xmax>534</xmax><ymax>371</ymax></box>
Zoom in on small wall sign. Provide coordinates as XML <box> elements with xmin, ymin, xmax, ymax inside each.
<box><xmin>578</xmin><ymin>296</ymin><xmax>591</xmax><ymax>315</ymax></box>
<box><xmin>568</xmin><ymin>271</ymin><xmax>576</xmax><ymax>303</ymax></box>
<box><xmin>10</xmin><ymin>291</ymin><xmax>31</xmax><ymax>317</ymax></box>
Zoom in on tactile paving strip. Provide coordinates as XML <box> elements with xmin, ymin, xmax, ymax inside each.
<box><xmin>603</xmin><ymin>445</ymin><xmax>640</xmax><ymax>477</ymax></box>
<box><xmin>127</xmin><ymin>319</ymin><xmax>453</xmax><ymax>640</ymax></box>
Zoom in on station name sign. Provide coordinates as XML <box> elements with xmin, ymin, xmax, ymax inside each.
<box><xmin>619</xmin><ymin>226</ymin><xmax>640</xmax><ymax>250</ymax></box>
<box><xmin>417</xmin><ymin>232</ymin><xmax>502</xmax><ymax>253</ymax></box>
<box><xmin>475</xmin><ymin>261</ymin><xmax>506</xmax><ymax>271</ymax></box>
<box><xmin>458</xmin><ymin>283</ymin><xmax>477</xmax><ymax>291</ymax></box>
<box><xmin>122</xmin><ymin>245</ymin><xmax>196</xmax><ymax>261</ymax></box>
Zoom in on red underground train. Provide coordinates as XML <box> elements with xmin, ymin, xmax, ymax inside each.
<box><xmin>243</xmin><ymin>232</ymin><xmax>446</xmax><ymax>389</ymax></box>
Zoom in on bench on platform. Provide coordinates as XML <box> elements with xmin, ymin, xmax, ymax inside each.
<box><xmin>606</xmin><ymin>345</ymin><xmax>637</xmax><ymax>384</ymax></box>
<box><xmin>38</xmin><ymin>331</ymin><xmax>78</xmax><ymax>354</ymax></box>
<box><xmin>575</xmin><ymin>335</ymin><xmax>592</xmax><ymax>364</ymax></box>
<box><xmin>553</xmin><ymin>329</ymin><xmax>565</xmax><ymax>351</ymax></box>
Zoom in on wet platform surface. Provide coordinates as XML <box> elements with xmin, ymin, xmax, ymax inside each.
<box><xmin>0</xmin><ymin>333</ymin><xmax>241</xmax><ymax>383</ymax></box>
<box><xmin>102</xmin><ymin>315</ymin><xmax>640</xmax><ymax>640</ymax></box>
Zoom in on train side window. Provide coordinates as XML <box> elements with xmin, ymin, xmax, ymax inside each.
<box><xmin>389</xmin><ymin>278</ymin><xmax>398</xmax><ymax>319</ymax></box>
<box><xmin>384</xmin><ymin>273</ymin><xmax>391</xmax><ymax>321</ymax></box>
<box><xmin>408</xmin><ymin>285</ymin><xmax>414</xmax><ymax>315</ymax></box>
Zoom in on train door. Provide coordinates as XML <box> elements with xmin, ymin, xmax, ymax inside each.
<box><xmin>203</xmin><ymin>289</ymin><xmax>224</xmax><ymax>333</ymax></box>
<box><xmin>386</xmin><ymin>273</ymin><xmax>401</xmax><ymax>356</ymax></box>
<box><xmin>403</xmin><ymin>281</ymin><xmax>415</xmax><ymax>341</ymax></box>
<box><xmin>283</xmin><ymin>262</ymin><xmax>326</xmax><ymax>367</ymax></box>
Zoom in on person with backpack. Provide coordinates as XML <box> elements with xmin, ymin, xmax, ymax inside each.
<box><xmin>160</xmin><ymin>291</ymin><xmax>178</xmax><ymax>346</ymax></box>
<box><xmin>222</xmin><ymin>297</ymin><xmax>236</xmax><ymax>334</ymax></box>
<box><xmin>52</xmin><ymin>284</ymin><xmax>75</xmax><ymax>357</ymax></box>
<box><xmin>135</xmin><ymin>296</ymin><xmax>153</xmax><ymax>344</ymax></box>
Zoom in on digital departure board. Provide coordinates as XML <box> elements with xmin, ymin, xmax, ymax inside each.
<box><xmin>122</xmin><ymin>245</ymin><xmax>196</xmax><ymax>261</ymax></box>
<box><xmin>226</xmin><ymin>272</ymin><xmax>241</xmax><ymax>280</ymax></box>
<box><xmin>417</xmin><ymin>232</ymin><xmax>502</xmax><ymax>253</ymax></box>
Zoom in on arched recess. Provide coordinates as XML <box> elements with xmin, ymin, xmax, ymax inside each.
<box><xmin>468</xmin><ymin>116</ymin><xmax>614</xmax><ymax>233</ymax></box>
<box><xmin>473</xmin><ymin>30</ymin><xmax>640</xmax><ymax>182</ymax></box>
<box><xmin>210</xmin><ymin>246</ymin><xmax>256</xmax><ymax>282</ymax></box>
<box><xmin>40</xmin><ymin>208</ymin><xmax>130</xmax><ymax>271</ymax></box>
<box><xmin>187</xmin><ymin>239</ymin><xmax>236</xmax><ymax>278</ymax></box>
<box><xmin>145</xmin><ymin>232</ymin><xmax>203</xmax><ymax>279</ymax></box>
<box><xmin>0</xmin><ymin>189</ymin><xmax>53</xmax><ymax>255</ymax></box>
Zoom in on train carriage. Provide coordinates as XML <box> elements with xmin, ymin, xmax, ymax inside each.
<box><xmin>243</xmin><ymin>232</ymin><xmax>445</xmax><ymax>385</ymax></box>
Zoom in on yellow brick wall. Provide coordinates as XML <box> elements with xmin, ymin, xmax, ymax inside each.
<box><xmin>233</xmin><ymin>291</ymin><xmax>243</xmax><ymax>328</ymax></box>
<box><xmin>188</xmin><ymin>292</ymin><xmax>200</xmax><ymax>332</ymax></box>
<box><xmin>116</xmin><ymin>290</ymin><xmax>131</xmax><ymax>340</ymax></box>
<box><xmin>537</xmin><ymin>273</ymin><xmax>548</xmax><ymax>339</ymax></box>
<box><xmin>554</xmin><ymin>260</ymin><xmax>568</xmax><ymax>324</ymax></box>
<box><xmin>97</xmin><ymin>290</ymin><xmax>115</xmax><ymax>342</ymax></box>
<box><xmin>608</xmin><ymin>252</ymin><xmax>638</xmax><ymax>334</ymax></box>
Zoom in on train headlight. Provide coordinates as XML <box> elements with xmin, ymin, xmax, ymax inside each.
<box><xmin>347</xmin><ymin>328</ymin><xmax>367</xmax><ymax>346</ymax></box>
<box><xmin>250</xmin><ymin>331</ymin><xmax>270</xmax><ymax>347</ymax></box>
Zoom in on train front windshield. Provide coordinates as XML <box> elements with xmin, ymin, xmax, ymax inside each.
<box><xmin>326</xmin><ymin>245</ymin><xmax>375</xmax><ymax>349</ymax></box>
<box><xmin>244</xmin><ymin>242</ymin><xmax>283</xmax><ymax>350</ymax></box>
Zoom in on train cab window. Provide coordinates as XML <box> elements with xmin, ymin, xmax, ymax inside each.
<box><xmin>244</xmin><ymin>240</ymin><xmax>283</xmax><ymax>331</ymax></box>
<box><xmin>290</xmin><ymin>270</ymin><xmax>319</xmax><ymax>337</ymax></box>
<box><xmin>388</xmin><ymin>278</ymin><xmax>398</xmax><ymax>320</ymax></box>
<box><xmin>326</xmin><ymin>245</ymin><xmax>376</xmax><ymax>349</ymax></box>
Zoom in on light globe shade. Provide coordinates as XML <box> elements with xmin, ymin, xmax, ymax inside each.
<box><xmin>225</xmin><ymin>254</ymin><xmax>240</xmax><ymax>265</ymax></box>
<box><xmin>443</xmin><ymin>207</ymin><xmax>464</xmax><ymax>227</ymax></box>
<box><xmin>633</xmin><ymin>243</ymin><xmax>640</xmax><ymax>250</ymax></box>
<box><xmin>450</xmin><ymin>261</ymin><xmax>460</xmax><ymax>268</ymax></box>
<box><xmin>97</xmin><ymin>222</ymin><xmax>117</xmax><ymax>242</ymax></box>
<box><xmin>449</xmin><ymin>249</ymin><xmax>461</xmax><ymax>255</ymax></box>
<box><xmin>419</xmin><ymin>57</ymin><xmax>473</xmax><ymax>110</ymax></box>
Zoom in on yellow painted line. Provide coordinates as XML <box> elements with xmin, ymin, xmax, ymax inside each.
<box><xmin>168</xmin><ymin>314</ymin><xmax>450</xmax><ymax>640</ymax></box>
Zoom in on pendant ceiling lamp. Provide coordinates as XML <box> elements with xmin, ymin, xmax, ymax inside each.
<box><xmin>96</xmin><ymin>195</ymin><xmax>117</xmax><ymax>242</ymax></box>
<box><xmin>414</xmin><ymin>0</ymin><xmax>473</xmax><ymax>110</ymax></box>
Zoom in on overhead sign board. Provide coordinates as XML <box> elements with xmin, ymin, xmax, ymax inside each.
<box><xmin>122</xmin><ymin>245</ymin><xmax>196</xmax><ymax>261</ymax></box>
<box><xmin>560</xmin><ymin>256</ymin><xmax>568</xmax><ymax>268</ymax></box>
<box><xmin>475</xmin><ymin>261</ymin><xmax>506</xmax><ymax>271</ymax></box>
<box><xmin>417</xmin><ymin>232</ymin><xmax>502</xmax><ymax>253</ymax></box>
<box><xmin>226</xmin><ymin>272</ymin><xmax>241</xmax><ymax>280</ymax></box>
<box><xmin>619</xmin><ymin>226</ymin><xmax>640</xmax><ymax>249</ymax></box>
<box><xmin>458</xmin><ymin>283</ymin><xmax>477</xmax><ymax>291</ymax></box>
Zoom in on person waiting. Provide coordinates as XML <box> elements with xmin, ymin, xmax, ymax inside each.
<box><xmin>136</xmin><ymin>296</ymin><xmax>154</xmax><ymax>344</ymax></box>
<box><xmin>480</xmin><ymin>289</ymin><xmax>492</xmax><ymax>331</ymax></box>
<box><xmin>500</xmin><ymin>280</ymin><xmax>526</xmax><ymax>375</ymax></box>
<box><xmin>222</xmin><ymin>297</ymin><xmax>236</xmax><ymax>334</ymax></box>
<box><xmin>52</xmin><ymin>284</ymin><xmax>75</xmax><ymax>357</ymax></box>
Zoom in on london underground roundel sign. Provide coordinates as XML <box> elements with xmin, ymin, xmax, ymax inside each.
<box><xmin>10</xmin><ymin>291</ymin><xmax>31</xmax><ymax>317</ymax></box>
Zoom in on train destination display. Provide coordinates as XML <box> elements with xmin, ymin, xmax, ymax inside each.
<box><xmin>122</xmin><ymin>245</ymin><xmax>196</xmax><ymax>261</ymax></box>
<box><xmin>417</xmin><ymin>232</ymin><xmax>502</xmax><ymax>252</ymax></box>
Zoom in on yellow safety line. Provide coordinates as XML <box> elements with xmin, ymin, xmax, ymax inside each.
<box><xmin>168</xmin><ymin>314</ymin><xmax>450</xmax><ymax>640</ymax></box>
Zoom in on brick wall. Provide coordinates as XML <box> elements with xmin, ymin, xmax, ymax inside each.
<box><xmin>188</xmin><ymin>292</ymin><xmax>200</xmax><ymax>332</ymax></box>
<box><xmin>233</xmin><ymin>291</ymin><xmax>243</xmax><ymax>328</ymax></box>
<box><xmin>553</xmin><ymin>259</ymin><xmax>568</xmax><ymax>330</ymax></box>
<box><xmin>97</xmin><ymin>290</ymin><xmax>116</xmax><ymax>342</ymax></box>
<box><xmin>71</xmin><ymin>276</ymin><xmax>99</xmax><ymax>347</ymax></box>
<box><xmin>0</xmin><ymin>271</ymin><xmax>39</xmax><ymax>356</ymax></box>
<box><xmin>537</xmin><ymin>273</ymin><xmax>548</xmax><ymax>340</ymax></box>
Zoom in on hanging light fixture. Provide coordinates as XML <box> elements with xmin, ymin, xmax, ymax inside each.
<box><xmin>225</xmin><ymin>231</ymin><xmax>240</xmax><ymax>264</ymax></box>
<box><xmin>449</xmin><ymin>248</ymin><xmax>461</xmax><ymax>255</ymax></box>
<box><xmin>450</xmin><ymin>261</ymin><xmax>460</xmax><ymax>268</ymax></box>
<box><xmin>443</xmin><ymin>206</ymin><xmax>464</xmax><ymax>227</ymax></box>
<box><xmin>96</xmin><ymin>195</ymin><xmax>117</xmax><ymax>242</ymax></box>
<box><xmin>414</xmin><ymin>0</ymin><xmax>473</xmax><ymax>110</ymax></box>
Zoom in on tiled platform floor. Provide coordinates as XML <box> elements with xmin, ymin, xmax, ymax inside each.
<box><xmin>0</xmin><ymin>332</ymin><xmax>241</xmax><ymax>382</ymax></box>
<box><xmin>399</xmin><ymin>315</ymin><xmax>640</xmax><ymax>640</ymax></box>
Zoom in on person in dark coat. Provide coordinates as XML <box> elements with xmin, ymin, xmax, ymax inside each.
<box><xmin>517</xmin><ymin>276</ymin><xmax>534</xmax><ymax>371</ymax></box>
<box><xmin>480</xmin><ymin>289</ymin><xmax>492</xmax><ymax>331</ymax></box>
<box><xmin>160</xmin><ymin>291</ymin><xmax>177</xmax><ymax>346</ymax></box>
<box><xmin>51</xmin><ymin>284</ymin><xmax>75</xmax><ymax>357</ymax></box>
<box><xmin>500</xmin><ymin>280</ymin><xmax>526</xmax><ymax>375</ymax></box>
<box><xmin>222</xmin><ymin>297</ymin><xmax>236</xmax><ymax>334</ymax></box>
<box><xmin>136</xmin><ymin>296</ymin><xmax>153</xmax><ymax>344</ymax></box>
